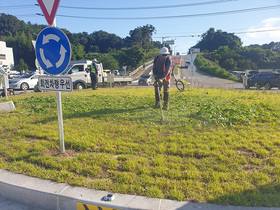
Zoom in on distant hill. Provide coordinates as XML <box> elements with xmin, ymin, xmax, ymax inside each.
<box><xmin>192</xmin><ymin>28</ymin><xmax>280</xmax><ymax>71</ymax></box>
<box><xmin>0</xmin><ymin>13</ymin><xmax>161</xmax><ymax>70</ymax></box>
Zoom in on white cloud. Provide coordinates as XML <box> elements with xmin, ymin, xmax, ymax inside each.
<box><xmin>242</xmin><ymin>18</ymin><xmax>280</xmax><ymax>45</ymax></box>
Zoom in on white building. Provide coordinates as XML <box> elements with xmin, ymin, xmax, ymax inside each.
<box><xmin>0</xmin><ymin>41</ymin><xmax>14</xmax><ymax>71</ymax></box>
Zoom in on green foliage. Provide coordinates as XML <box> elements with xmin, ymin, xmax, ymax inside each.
<box><xmin>15</xmin><ymin>58</ymin><xmax>29</xmax><ymax>72</ymax></box>
<box><xmin>195</xmin><ymin>56</ymin><xmax>238</xmax><ymax>81</ymax></box>
<box><xmin>99</xmin><ymin>54</ymin><xmax>119</xmax><ymax>70</ymax></box>
<box><xmin>117</xmin><ymin>46</ymin><xmax>147</xmax><ymax>69</ymax></box>
<box><xmin>4</xmin><ymin>31</ymin><xmax>37</xmax><ymax>70</ymax></box>
<box><xmin>0</xmin><ymin>14</ymin><xmax>26</xmax><ymax>37</ymax></box>
<box><xmin>193</xmin><ymin>28</ymin><xmax>242</xmax><ymax>52</ymax></box>
<box><xmin>125</xmin><ymin>24</ymin><xmax>156</xmax><ymax>51</ymax></box>
<box><xmin>71</xmin><ymin>43</ymin><xmax>85</xmax><ymax>60</ymax></box>
<box><xmin>193</xmin><ymin>28</ymin><xmax>280</xmax><ymax>71</ymax></box>
<box><xmin>0</xmin><ymin>13</ymin><xmax>157</xmax><ymax>70</ymax></box>
<box><xmin>203</xmin><ymin>45</ymin><xmax>280</xmax><ymax>71</ymax></box>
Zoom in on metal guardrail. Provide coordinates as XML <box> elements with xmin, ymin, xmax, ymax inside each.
<box><xmin>130</xmin><ymin>60</ymin><xmax>153</xmax><ymax>76</ymax></box>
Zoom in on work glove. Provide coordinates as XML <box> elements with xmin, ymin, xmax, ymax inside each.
<box><xmin>154</xmin><ymin>79</ymin><xmax>163</xmax><ymax>87</ymax></box>
<box><xmin>154</xmin><ymin>79</ymin><xmax>160</xmax><ymax>87</ymax></box>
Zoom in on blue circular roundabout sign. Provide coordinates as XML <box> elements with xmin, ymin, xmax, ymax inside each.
<box><xmin>35</xmin><ymin>27</ymin><xmax>71</xmax><ymax>75</ymax></box>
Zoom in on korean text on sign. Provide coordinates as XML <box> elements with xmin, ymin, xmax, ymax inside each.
<box><xmin>38</xmin><ymin>76</ymin><xmax>73</xmax><ymax>92</ymax></box>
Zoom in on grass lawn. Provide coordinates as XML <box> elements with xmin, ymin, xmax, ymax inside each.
<box><xmin>1</xmin><ymin>87</ymin><xmax>280</xmax><ymax>207</ymax></box>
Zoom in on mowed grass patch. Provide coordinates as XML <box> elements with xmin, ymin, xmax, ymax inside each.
<box><xmin>1</xmin><ymin>87</ymin><xmax>280</xmax><ymax>207</ymax></box>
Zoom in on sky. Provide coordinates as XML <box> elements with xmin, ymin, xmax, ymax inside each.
<box><xmin>1</xmin><ymin>0</ymin><xmax>280</xmax><ymax>54</ymax></box>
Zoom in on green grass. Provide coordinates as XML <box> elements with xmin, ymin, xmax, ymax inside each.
<box><xmin>1</xmin><ymin>87</ymin><xmax>280</xmax><ymax>207</ymax></box>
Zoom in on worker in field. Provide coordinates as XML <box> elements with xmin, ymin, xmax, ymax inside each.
<box><xmin>90</xmin><ymin>59</ymin><xmax>99</xmax><ymax>90</ymax></box>
<box><xmin>153</xmin><ymin>47</ymin><xmax>171</xmax><ymax>110</ymax></box>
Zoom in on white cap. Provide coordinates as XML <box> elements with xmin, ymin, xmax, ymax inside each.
<box><xmin>93</xmin><ymin>58</ymin><xmax>98</xmax><ymax>62</ymax></box>
<box><xmin>159</xmin><ymin>47</ymin><xmax>170</xmax><ymax>55</ymax></box>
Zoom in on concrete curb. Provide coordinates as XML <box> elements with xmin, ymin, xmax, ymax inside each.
<box><xmin>0</xmin><ymin>169</ymin><xmax>279</xmax><ymax>210</ymax></box>
<box><xmin>0</xmin><ymin>101</ymin><xmax>16</xmax><ymax>113</ymax></box>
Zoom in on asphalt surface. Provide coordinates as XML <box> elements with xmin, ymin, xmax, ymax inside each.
<box><xmin>180</xmin><ymin>56</ymin><xmax>243</xmax><ymax>90</ymax></box>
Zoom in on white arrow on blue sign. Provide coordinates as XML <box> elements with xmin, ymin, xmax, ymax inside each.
<box><xmin>35</xmin><ymin>27</ymin><xmax>71</xmax><ymax>75</ymax></box>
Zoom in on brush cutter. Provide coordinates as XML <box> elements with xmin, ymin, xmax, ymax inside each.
<box><xmin>154</xmin><ymin>80</ymin><xmax>164</xmax><ymax>121</ymax></box>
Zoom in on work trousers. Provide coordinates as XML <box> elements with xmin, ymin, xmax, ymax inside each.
<box><xmin>90</xmin><ymin>74</ymin><xmax>98</xmax><ymax>90</ymax></box>
<box><xmin>154</xmin><ymin>79</ymin><xmax>170</xmax><ymax>104</ymax></box>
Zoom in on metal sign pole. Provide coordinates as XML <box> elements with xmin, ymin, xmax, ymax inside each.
<box><xmin>56</xmin><ymin>91</ymin><xmax>65</xmax><ymax>152</ymax></box>
<box><xmin>3</xmin><ymin>73</ymin><xmax>8</xmax><ymax>99</ymax></box>
<box><xmin>191</xmin><ymin>52</ymin><xmax>193</xmax><ymax>86</ymax></box>
<box><xmin>53</xmin><ymin>18</ymin><xmax>65</xmax><ymax>153</ymax></box>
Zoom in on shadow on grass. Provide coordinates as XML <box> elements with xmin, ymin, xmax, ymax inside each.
<box><xmin>177</xmin><ymin>183</ymin><xmax>280</xmax><ymax>209</ymax></box>
<box><xmin>34</xmin><ymin>105</ymin><xmax>156</xmax><ymax>124</ymax></box>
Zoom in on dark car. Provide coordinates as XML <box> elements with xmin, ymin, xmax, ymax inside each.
<box><xmin>245</xmin><ymin>73</ymin><xmax>280</xmax><ymax>90</ymax></box>
<box><xmin>138</xmin><ymin>74</ymin><xmax>152</xmax><ymax>86</ymax></box>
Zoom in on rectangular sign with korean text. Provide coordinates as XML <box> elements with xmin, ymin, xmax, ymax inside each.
<box><xmin>165</xmin><ymin>40</ymin><xmax>174</xmax><ymax>45</ymax></box>
<box><xmin>38</xmin><ymin>75</ymin><xmax>73</xmax><ymax>92</ymax></box>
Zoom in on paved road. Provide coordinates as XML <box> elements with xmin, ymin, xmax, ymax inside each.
<box><xmin>0</xmin><ymin>195</ymin><xmax>39</xmax><ymax>210</ymax></box>
<box><xmin>180</xmin><ymin>56</ymin><xmax>244</xmax><ymax>90</ymax></box>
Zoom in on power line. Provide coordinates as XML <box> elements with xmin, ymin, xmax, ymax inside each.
<box><xmin>0</xmin><ymin>4</ymin><xmax>35</xmax><ymax>10</ymax></box>
<box><xmin>153</xmin><ymin>28</ymin><xmax>280</xmax><ymax>39</ymax></box>
<box><xmin>235</xmin><ymin>28</ymin><xmax>280</xmax><ymax>34</ymax></box>
<box><xmin>15</xmin><ymin>14</ymin><xmax>38</xmax><ymax>17</ymax></box>
<box><xmin>58</xmin><ymin>0</ymin><xmax>237</xmax><ymax>10</ymax></box>
<box><xmin>1</xmin><ymin>1</ymin><xmax>236</xmax><ymax>11</ymax></box>
<box><xmin>0</xmin><ymin>12</ymin><xmax>36</xmax><ymax>18</ymax></box>
<box><xmin>52</xmin><ymin>5</ymin><xmax>280</xmax><ymax>20</ymax></box>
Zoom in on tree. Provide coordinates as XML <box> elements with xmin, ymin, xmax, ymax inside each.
<box><xmin>125</xmin><ymin>25</ymin><xmax>156</xmax><ymax>50</ymax></box>
<box><xmin>15</xmin><ymin>58</ymin><xmax>28</xmax><ymax>72</ymax></box>
<box><xmin>71</xmin><ymin>43</ymin><xmax>85</xmax><ymax>60</ymax></box>
<box><xmin>194</xmin><ymin>28</ymin><xmax>242</xmax><ymax>52</ymax></box>
<box><xmin>88</xmin><ymin>30</ymin><xmax>123</xmax><ymax>53</ymax></box>
<box><xmin>99</xmin><ymin>54</ymin><xmax>118</xmax><ymax>70</ymax></box>
<box><xmin>220</xmin><ymin>58</ymin><xmax>234</xmax><ymax>70</ymax></box>
<box><xmin>117</xmin><ymin>46</ymin><xmax>147</xmax><ymax>69</ymax></box>
<box><xmin>0</xmin><ymin>13</ymin><xmax>22</xmax><ymax>37</ymax></box>
<box><xmin>5</xmin><ymin>32</ymin><xmax>36</xmax><ymax>70</ymax></box>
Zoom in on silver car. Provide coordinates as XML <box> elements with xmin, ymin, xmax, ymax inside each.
<box><xmin>9</xmin><ymin>74</ymin><xmax>39</xmax><ymax>90</ymax></box>
<box><xmin>138</xmin><ymin>74</ymin><xmax>152</xmax><ymax>86</ymax></box>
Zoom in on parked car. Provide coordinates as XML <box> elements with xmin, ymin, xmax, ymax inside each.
<box><xmin>246</xmin><ymin>70</ymin><xmax>259</xmax><ymax>77</ymax></box>
<box><xmin>9</xmin><ymin>73</ymin><xmax>39</xmax><ymax>90</ymax></box>
<box><xmin>8</xmin><ymin>73</ymin><xmax>21</xmax><ymax>79</ymax></box>
<box><xmin>138</xmin><ymin>74</ymin><xmax>152</xmax><ymax>86</ymax></box>
<box><xmin>244</xmin><ymin>73</ymin><xmax>280</xmax><ymax>90</ymax></box>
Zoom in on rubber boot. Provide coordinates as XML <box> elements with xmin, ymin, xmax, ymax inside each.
<box><xmin>163</xmin><ymin>92</ymin><xmax>169</xmax><ymax>110</ymax></box>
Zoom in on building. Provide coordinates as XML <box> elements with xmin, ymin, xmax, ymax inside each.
<box><xmin>0</xmin><ymin>41</ymin><xmax>14</xmax><ymax>71</ymax></box>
